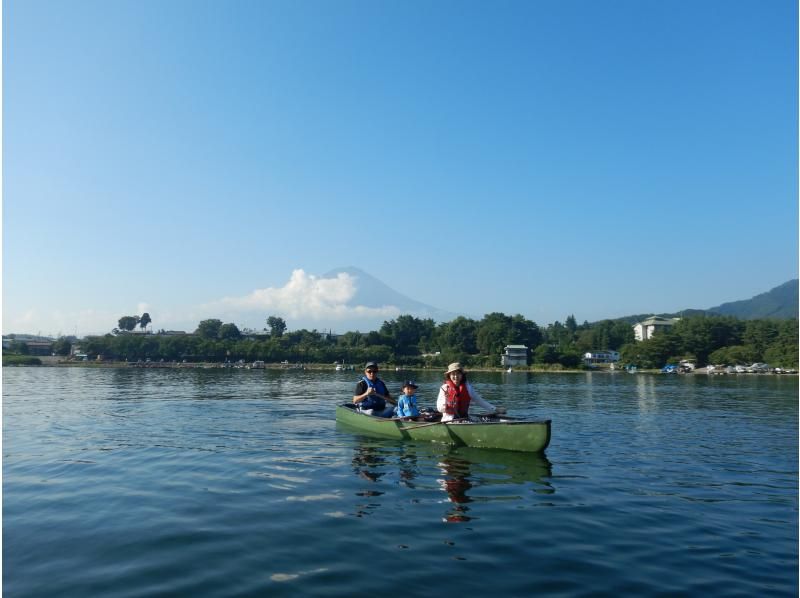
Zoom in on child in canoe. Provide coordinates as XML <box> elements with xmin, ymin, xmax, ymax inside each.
<box><xmin>394</xmin><ymin>380</ymin><xmax>421</xmax><ymax>418</ymax></box>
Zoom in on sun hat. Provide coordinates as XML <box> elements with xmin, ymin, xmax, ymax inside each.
<box><xmin>402</xmin><ymin>380</ymin><xmax>418</xmax><ymax>389</ymax></box>
<box><xmin>445</xmin><ymin>362</ymin><xmax>464</xmax><ymax>375</ymax></box>
<box><xmin>364</xmin><ymin>361</ymin><xmax>379</xmax><ymax>370</ymax></box>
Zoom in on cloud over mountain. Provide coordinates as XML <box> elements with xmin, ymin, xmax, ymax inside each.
<box><xmin>201</xmin><ymin>267</ymin><xmax>457</xmax><ymax>331</ymax></box>
<box><xmin>211</xmin><ymin>269</ymin><xmax>401</xmax><ymax>322</ymax></box>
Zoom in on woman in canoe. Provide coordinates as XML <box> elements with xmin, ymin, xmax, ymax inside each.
<box><xmin>437</xmin><ymin>362</ymin><xmax>505</xmax><ymax>422</ymax></box>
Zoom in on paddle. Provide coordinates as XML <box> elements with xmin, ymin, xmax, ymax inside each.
<box><xmin>353</xmin><ymin>389</ymin><xmax>396</xmax><ymax>412</ymax></box>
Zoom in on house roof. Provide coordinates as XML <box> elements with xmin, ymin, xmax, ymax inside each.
<box><xmin>637</xmin><ymin>316</ymin><xmax>679</xmax><ymax>326</ymax></box>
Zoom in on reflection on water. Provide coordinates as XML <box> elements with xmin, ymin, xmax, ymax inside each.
<box><xmin>635</xmin><ymin>375</ymin><xmax>658</xmax><ymax>412</ymax></box>
<box><xmin>437</xmin><ymin>453</ymin><xmax>473</xmax><ymax>522</ymax></box>
<box><xmin>348</xmin><ymin>438</ymin><xmax>553</xmax><ymax>523</ymax></box>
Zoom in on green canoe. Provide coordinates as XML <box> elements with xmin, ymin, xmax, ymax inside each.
<box><xmin>336</xmin><ymin>403</ymin><xmax>551</xmax><ymax>453</ymax></box>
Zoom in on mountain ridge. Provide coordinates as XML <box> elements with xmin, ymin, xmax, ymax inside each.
<box><xmin>326</xmin><ymin>267</ymin><xmax>798</xmax><ymax>326</ymax></box>
<box><xmin>607</xmin><ymin>279</ymin><xmax>798</xmax><ymax>324</ymax></box>
<box><xmin>706</xmin><ymin>279</ymin><xmax>798</xmax><ymax>319</ymax></box>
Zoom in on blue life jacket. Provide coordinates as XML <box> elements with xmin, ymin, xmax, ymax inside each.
<box><xmin>360</xmin><ymin>376</ymin><xmax>388</xmax><ymax>411</ymax></box>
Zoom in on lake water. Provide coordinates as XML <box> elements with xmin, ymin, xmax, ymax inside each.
<box><xmin>3</xmin><ymin>367</ymin><xmax>797</xmax><ymax>597</ymax></box>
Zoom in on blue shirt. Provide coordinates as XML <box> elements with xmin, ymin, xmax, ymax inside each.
<box><xmin>394</xmin><ymin>394</ymin><xmax>420</xmax><ymax>417</ymax></box>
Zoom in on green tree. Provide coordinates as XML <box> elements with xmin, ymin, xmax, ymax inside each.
<box><xmin>621</xmin><ymin>333</ymin><xmax>679</xmax><ymax>368</ymax></box>
<box><xmin>742</xmin><ymin>319</ymin><xmax>778</xmax><ymax>357</ymax></box>
<box><xmin>436</xmin><ymin>317</ymin><xmax>478</xmax><ymax>354</ymax></box>
<box><xmin>267</xmin><ymin>316</ymin><xmax>287</xmax><ymax>337</ymax></box>
<box><xmin>476</xmin><ymin>313</ymin><xmax>511</xmax><ymax>357</ymax></box>
<box><xmin>157</xmin><ymin>335</ymin><xmax>191</xmax><ymax>361</ymax></box>
<box><xmin>565</xmin><ymin>314</ymin><xmax>578</xmax><ymax>334</ymax></box>
<box><xmin>380</xmin><ymin>315</ymin><xmax>434</xmax><ymax>356</ymax></box>
<box><xmin>196</xmin><ymin>319</ymin><xmax>223</xmax><ymax>340</ymax></box>
<box><xmin>545</xmin><ymin>321</ymin><xmax>574</xmax><ymax>348</ymax></box>
<box><xmin>510</xmin><ymin>314</ymin><xmax>542</xmax><ymax>350</ymax></box>
<box><xmin>558</xmin><ymin>347</ymin><xmax>583</xmax><ymax>368</ymax></box>
<box><xmin>579</xmin><ymin>319</ymin><xmax>634</xmax><ymax>352</ymax></box>
<box><xmin>672</xmin><ymin>316</ymin><xmax>743</xmax><ymax>365</ymax></box>
<box><xmin>708</xmin><ymin>345</ymin><xmax>759</xmax><ymax>366</ymax></box>
<box><xmin>763</xmin><ymin>319</ymin><xmax>799</xmax><ymax>367</ymax></box>
<box><xmin>83</xmin><ymin>335</ymin><xmax>114</xmax><ymax>359</ymax></box>
<box><xmin>139</xmin><ymin>312</ymin><xmax>152</xmax><ymax>333</ymax></box>
<box><xmin>118</xmin><ymin>316</ymin><xmax>140</xmax><ymax>332</ymax></box>
<box><xmin>52</xmin><ymin>337</ymin><xmax>72</xmax><ymax>356</ymax></box>
<box><xmin>533</xmin><ymin>344</ymin><xmax>559</xmax><ymax>364</ymax></box>
<box><xmin>218</xmin><ymin>323</ymin><xmax>242</xmax><ymax>341</ymax></box>
<box><xmin>338</xmin><ymin>331</ymin><xmax>365</xmax><ymax>347</ymax></box>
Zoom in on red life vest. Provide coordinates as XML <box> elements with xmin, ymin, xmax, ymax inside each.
<box><xmin>444</xmin><ymin>379</ymin><xmax>471</xmax><ymax>418</ymax></box>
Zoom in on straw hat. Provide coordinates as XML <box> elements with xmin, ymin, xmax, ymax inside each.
<box><xmin>445</xmin><ymin>362</ymin><xmax>464</xmax><ymax>375</ymax></box>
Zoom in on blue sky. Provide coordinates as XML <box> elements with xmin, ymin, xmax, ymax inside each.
<box><xmin>3</xmin><ymin>0</ymin><xmax>797</xmax><ymax>337</ymax></box>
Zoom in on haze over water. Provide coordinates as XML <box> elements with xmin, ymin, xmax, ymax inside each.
<box><xmin>3</xmin><ymin>367</ymin><xmax>797</xmax><ymax>597</ymax></box>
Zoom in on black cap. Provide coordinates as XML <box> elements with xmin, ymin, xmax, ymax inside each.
<box><xmin>365</xmin><ymin>361</ymin><xmax>379</xmax><ymax>370</ymax></box>
<box><xmin>402</xmin><ymin>380</ymin><xmax>418</xmax><ymax>388</ymax></box>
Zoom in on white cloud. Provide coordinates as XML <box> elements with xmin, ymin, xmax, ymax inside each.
<box><xmin>210</xmin><ymin>269</ymin><xmax>400</xmax><ymax>322</ymax></box>
<box><xmin>3</xmin><ymin>269</ymin><xmax>402</xmax><ymax>337</ymax></box>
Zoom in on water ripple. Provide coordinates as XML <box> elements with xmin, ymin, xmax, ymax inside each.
<box><xmin>3</xmin><ymin>368</ymin><xmax>797</xmax><ymax>597</ymax></box>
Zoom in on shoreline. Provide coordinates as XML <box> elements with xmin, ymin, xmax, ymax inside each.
<box><xmin>4</xmin><ymin>358</ymin><xmax>797</xmax><ymax>376</ymax></box>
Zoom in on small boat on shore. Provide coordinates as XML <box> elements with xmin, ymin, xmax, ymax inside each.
<box><xmin>336</xmin><ymin>403</ymin><xmax>551</xmax><ymax>453</ymax></box>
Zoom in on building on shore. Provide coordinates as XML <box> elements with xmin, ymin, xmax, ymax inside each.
<box><xmin>501</xmin><ymin>345</ymin><xmax>529</xmax><ymax>367</ymax></box>
<box><xmin>2</xmin><ymin>334</ymin><xmax>54</xmax><ymax>355</ymax></box>
<box><xmin>633</xmin><ymin>316</ymin><xmax>680</xmax><ymax>342</ymax></box>
<box><xmin>584</xmin><ymin>350</ymin><xmax>621</xmax><ymax>365</ymax></box>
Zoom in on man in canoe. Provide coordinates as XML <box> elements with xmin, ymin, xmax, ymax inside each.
<box><xmin>352</xmin><ymin>361</ymin><xmax>396</xmax><ymax>417</ymax></box>
<box><xmin>437</xmin><ymin>362</ymin><xmax>505</xmax><ymax>422</ymax></box>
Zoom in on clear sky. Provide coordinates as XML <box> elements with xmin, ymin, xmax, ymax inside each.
<box><xmin>3</xmin><ymin>0</ymin><xmax>798</xmax><ymax>337</ymax></box>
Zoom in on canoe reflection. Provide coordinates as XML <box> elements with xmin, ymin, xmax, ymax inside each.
<box><xmin>349</xmin><ymin>439</ymin><xmax>553</xmax><ymax>523</ymax></box>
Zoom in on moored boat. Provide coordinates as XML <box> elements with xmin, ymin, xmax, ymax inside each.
<box><xmin>336</xmin><ymin>403</ymin><xmax>551</xmax><ymax>453</ymax></box>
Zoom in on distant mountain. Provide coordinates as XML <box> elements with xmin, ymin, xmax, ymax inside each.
<box><xmin>323</xmin><ymin>266</ymin><xmax>459</xmax><ymax>326</ymax></box>
<box><xmin>706</xmin><ymin>279</ymin><xmax>798</xmax><ymax>319</ymax></box>
<box><xmin>610</xmin><ymin>279</ymin><xmax>798</xmax><ymax>324</ymax></box>
<box><xmin>330</xmin><ymin>269</ymin><xmax>798</xmax><ymax>330</ymax></box>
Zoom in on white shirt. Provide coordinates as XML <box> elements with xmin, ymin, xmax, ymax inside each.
<box><xmin>436</xmin><ymin>382</ymin><xmax>496</xmax><ymax>422</ymax></box>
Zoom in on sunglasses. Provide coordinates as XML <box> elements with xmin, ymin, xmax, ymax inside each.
<box><xmin>366</xmin><ymin>369</ymin><xmax>377</xmax><ymax>374</ymax></box>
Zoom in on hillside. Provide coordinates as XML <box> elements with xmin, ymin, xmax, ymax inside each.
<box><xmin>610</xmin><ymin>280</ymin><xmax>798</xmax><ymax>324</ymax></box>
<box><xmin>706</xmin><ymin>279</ymin><xmax>798</xmax><ymax>319</ymax></box>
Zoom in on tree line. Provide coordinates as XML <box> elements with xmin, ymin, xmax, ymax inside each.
<box><xmin>620</xmin><ymin>316</ymin><xmax>798</xmax><ymax>368</ymax></box>
<box><xmin>51</xmin><ymin>312</ymin><xmax>798</xmax><ymax>369</ymax></box>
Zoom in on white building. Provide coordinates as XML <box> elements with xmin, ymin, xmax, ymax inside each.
<box><xmin>501</xmin><ymin>345</ymin><xmax>528</xmax><ymax>367</ymax></box>
<box><xmin>584</xmin><ymin>350</ymin><xmax>621</xmax><ymax>365</ymax></box>
<box><xmin>633</xmin><ymin>316</ymin><xmax>680</xmax><ymax>342</ymax></box>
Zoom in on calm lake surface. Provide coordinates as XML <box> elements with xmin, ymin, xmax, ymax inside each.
<box><xmin>3</xmin><ymin>367</ymin><xmax>797</xmax><ymax>597</ymax></box>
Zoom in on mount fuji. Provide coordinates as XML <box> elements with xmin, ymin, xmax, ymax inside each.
<box><xmin>320</xmin><ymin>266</ymin><xmax>459</xmax><ymax>330</ymax></box>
